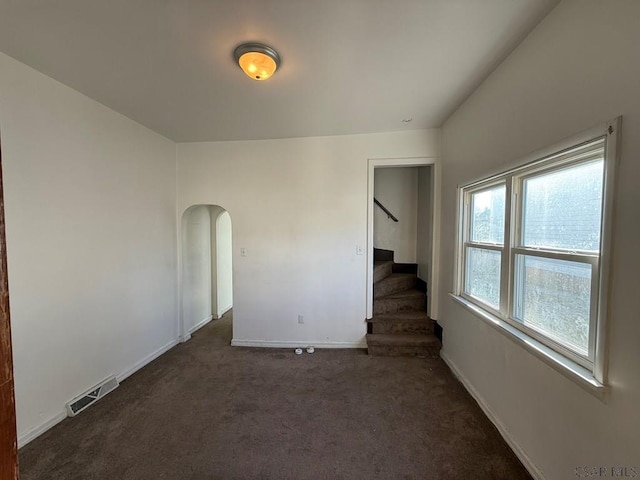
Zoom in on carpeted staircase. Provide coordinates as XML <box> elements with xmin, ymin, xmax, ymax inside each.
<box><xmin>367</xmin><ymin>250</ymin><xmax>441</xmax><ymax>357</ymax></box>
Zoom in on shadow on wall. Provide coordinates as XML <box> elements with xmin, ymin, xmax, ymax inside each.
<box><xmin>181</xmin><ymin>205</ymin><xmax>233</xmax><ymax>340</ymax></box>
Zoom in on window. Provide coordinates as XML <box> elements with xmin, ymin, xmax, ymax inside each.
<box><xmin>464</xmin><ymin>184</ymin><xmax>505</xmax><ymax>309</ymax></box>
<box><xmin>455</xmin><ymin>119</ymin><xmax>619</xmax><ymax>384</ymax></box>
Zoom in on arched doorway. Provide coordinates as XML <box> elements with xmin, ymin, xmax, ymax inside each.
<box><xmin>180</xmin><ymin>205</ymin><xmax>233</xmax><ymax>341</ymax></box>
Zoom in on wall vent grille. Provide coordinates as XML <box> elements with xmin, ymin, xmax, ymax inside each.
<box><xmin>66</xmin><ymin>376</ymin><xmax>119</xmax><ymax>417</ymax></box>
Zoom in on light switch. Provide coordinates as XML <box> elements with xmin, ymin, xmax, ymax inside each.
<box><xmin>356</xmin><ymin>245</ymin><xmax>364</xmax><ymax>255</ymax></box>
<box><xmin>240</xmin><ymin>248</ymin><xmax>247</xmax><ymax>257</ymax></box>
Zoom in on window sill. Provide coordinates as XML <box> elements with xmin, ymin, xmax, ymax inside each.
<box><xmin>449</xmin><ymin>293</ymin><xmax>608</xmax><ymax>402</ymax></box>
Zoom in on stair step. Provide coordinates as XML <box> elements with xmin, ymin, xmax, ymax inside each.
<box><xmin>373</xmin><ymin>289</ymin><xmax>425</xmax><ymax>315</ymax></box>
<box><xmin>374</xmin><ymin>273</ymin><xmax>416</xmax><ymax>298</ymax></box>
<box><xmin>369</xmin><ymin>311</ymin><xmax>431</xmax><ymax>322</ymax></box>
<box><xmin>373</xmin><ymin>261</ymin><xmax>393</xmax><ymax>284</ymax></box>
<box><xmin>368</xmin><ymin>312</ymin><xmax>433</xmax><ymax>335</ymax></box>
<box><xmin>367</xmin><ymin>333</ymin><xmax>439</xmax><ymax>346</ymax></box>
<box><xmin>366</xmin><ymin>333</ymin><xmax>441</xmax><ymax>357</ymax></box>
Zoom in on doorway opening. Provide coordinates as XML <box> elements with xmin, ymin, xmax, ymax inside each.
<box><xmin>366</xmin><ymin>158</ymin><xmax>440</xmax><ymax>321</ymax></box>
<box><xmin>180</xmin><ymin>205</ymin><xmax>233</xmax><ymax>342</ymax></box>
<box><xmin>373</xmin><ymin>166</ymin><xmax>433</xmax><ymax>275</ymax></box>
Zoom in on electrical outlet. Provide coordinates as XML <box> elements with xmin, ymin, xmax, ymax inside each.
<box><xmin>298</xmin><ymin>315</ymin><xmax>304</xmax><ymax>324</ymax></box>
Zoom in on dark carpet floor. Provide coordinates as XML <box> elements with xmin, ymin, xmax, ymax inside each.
<box><xmin>19</xmin><ymin>312</ymin><xmax>531</xmax><ymax>480</ymax></box>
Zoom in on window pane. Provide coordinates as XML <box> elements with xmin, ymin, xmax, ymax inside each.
<box><xmin>465</xmin><ymin>247</ymin><xmax>501</xmax><ymax>308</ymax></box>
<box><xmin>522</xmin><ymin>160</ymin><xmax>604</xmax><ymax>251</ymax></box>
<box><xmin>470</xmin><ymin>185</ymin><xmax>505</xmax><ymax>244</ymax></box>
<box><xmin>513</xmin><ymin>255</ymin><xmax>591</xmax><ymax>356</ymax></box>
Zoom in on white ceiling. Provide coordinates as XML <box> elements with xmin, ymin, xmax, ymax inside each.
<box><xmin>0</xmin><ymin>0</ymin><xmax>558</xmax><ymax>142</ymax></box>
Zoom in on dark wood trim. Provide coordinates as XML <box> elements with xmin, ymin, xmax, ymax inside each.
<box><xmin>0</xmin><ymin>138</ymin><xmax>18</xmax><ymax>479</ymax></box>
<box><xmin>373</xmin><ymin>198</ymin><xmax>399</xmax><ymax>222</ymax></box>
<box><xmin>391</xmin><ymin>263</ymin><xmax>418</xmax><ymax>275</ymax></box>
<box><xmin>373</xmin><ymin>248</ymin><xmax>394</xmax><ymax>262</ymax></box>
<box><xmin>434</xmin><ymin>321</ymin><xmax>443</xmax><ymax>343</ymax></box>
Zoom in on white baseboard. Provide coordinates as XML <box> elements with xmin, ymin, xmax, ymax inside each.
<box><xmin>214</xmin><ymin>305</ymin><xmax>232</xmax><ymax>319</ymax></box>
<box><xmin>231</xmin><ymin>339</ymin><xmax>367</xmax><ymax>349</ymax></box>
<box><xmin>19</xmin><ymin>337</ymin><xmax>179</xmax><ymax>449</ymax></box>
<box><xmin>440</xmin><ymin>351</ymin><xmax>547</xmax><ymax>480</ymax></box>
<box><xmin>117</xmin><ymin>338</ymin><xmax>179</xmax><ymax>383</ymax></box>
<box><xmin>18</xmin><ymin>411</ymin><xmax>67</xmax><ymax>448</ymax></box>
<box><xmin>189</xmin><ymin>315</ymin><xmax>213</xmax><ymax>334</ymax></box>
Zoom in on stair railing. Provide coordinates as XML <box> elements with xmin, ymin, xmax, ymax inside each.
<box><xmin>374</xmin><ymin>198</ymin><xmax>399</xmax><ymax>222</ymax></box>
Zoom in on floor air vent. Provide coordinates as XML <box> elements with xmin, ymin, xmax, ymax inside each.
<box><xmin>66</xmin><ymin>376</ymin><xmax>119</xmax><ymax>417</ymax></box>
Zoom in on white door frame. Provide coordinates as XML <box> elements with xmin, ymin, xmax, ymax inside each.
<box><xmin>366</xmin><ymin>156</ymin><xmax>441</xmax><ymax>320</ymax></box>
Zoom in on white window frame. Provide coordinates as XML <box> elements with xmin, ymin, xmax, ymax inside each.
<box><xmin>459</xmin><ymin>180</ymin><xmax>507</xmax><ymax>316</ymax></box>
<box><xmin>453</xmin><ymin>118</ymin><xmax>620</xmax><ymax>392</ymax></box>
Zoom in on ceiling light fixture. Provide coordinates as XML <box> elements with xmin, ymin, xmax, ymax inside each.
<box><xmin>233</xmin><ymin>42</ymin><xmax>281</xmax><ymax>81</ymax></box>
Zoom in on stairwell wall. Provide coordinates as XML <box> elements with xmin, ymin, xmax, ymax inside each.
<box><xmin>373</xmin><ymin>167</ymin><xmax>419</xmax><ymax>263</ymax></box>
<box><xmin>177</xmin><ymin>130</ymin><xmax>440</xmax><ymax>347</ymax></box>
<box><xmin>416</xmin><ymin>167</ymin><xmax>432</xmax><ymax>283</ymax></box>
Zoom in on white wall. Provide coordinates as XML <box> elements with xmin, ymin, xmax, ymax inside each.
<box><xmin>373</xmin><ymin>167</ymin><xmax>418</xmax><ymax>263</ymax></box>
<box><xmin>207</xmin><ymin>205</ymin><xmax>224</xmax><ymax>320</ymax></box>
<box><xmin>215</xmin><ymin>211</ymin><xmax>233</xmax><ymax>317</ymax></box>
<box><xmin>177</xmin><ymin>130</ymin><xmax>440</xmax><ymax>347</ymax></box>
<box><xmin>416</xmin><ymin>167</ymin><xmax>432</xmax><ymax>283</ymax></box>
<box><xmin>0</xmin><ymin>52</ymin><xmax>178</xmax><ymax>445</ymax></box>
<box><xmin>183</xmin><ymin>206</ymin><xmax>212</xmax><ymax>332</ymax></box>
<box><xmin>439</xmin><ymin>1</ymin><xmax>640</xmax><ymax>478</ymax></box>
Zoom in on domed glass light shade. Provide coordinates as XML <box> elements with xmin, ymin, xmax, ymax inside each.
<box><xmin>234</xmin><ymin>43</ymin><xmax>281</xmax><ymax>81</ymax></box>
